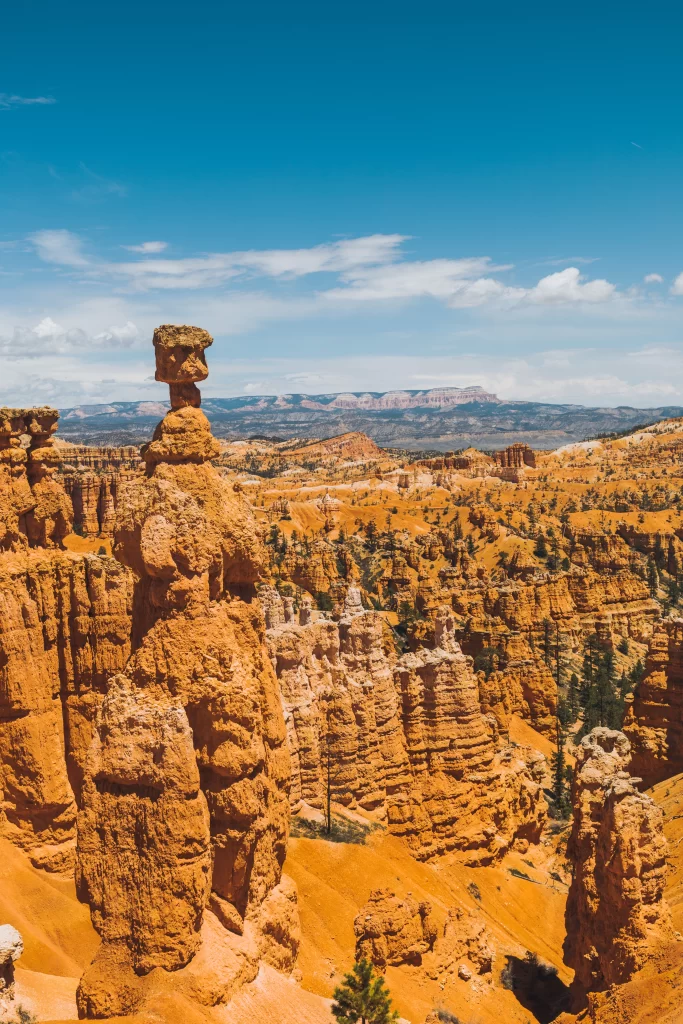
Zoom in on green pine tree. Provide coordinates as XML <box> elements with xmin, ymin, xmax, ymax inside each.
<box><xmin>332</xmin><ymin>959</ymin><xmax>399</xmax><ymax>1024</ymax></box>
<box><xmin>542</xmin><ymin>618</ymin><xmax>553</xmax><ymax>668</ymax></box>
<box><xmin>550</xmin><ymin>725</ymin><xmax>571</xmax><ymax>819</ymax></box>
<box><xmin>568</xmin><ymin>672</ymin><xmax>580</xmax><ymax>721</ymax></box>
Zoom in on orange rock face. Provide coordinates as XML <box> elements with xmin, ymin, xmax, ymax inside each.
<box><xmin>354</xmin><ymin>888</ymin><xmax>437</xmax><ymax>968</ymax></box>
<box><xmin>0</xmin><ymin>544</ymin><xmax>133</xmax><ymax>872</ymax></box>
<box><xmin>623</xmin><ymin>620</ymin><xmax>683</xmax><ymax>786</ymax></box>
<box><xmin>354</xmin><ymin>888</ymin><xmax>495</xmax><ymax>983</ymax></box>
<box><xmin>563</xmin><ymin>728</ymin><xmax>674</xmax><ymax>1004</ymax></box>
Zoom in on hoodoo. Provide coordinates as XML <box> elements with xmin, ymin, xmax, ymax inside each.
<box><xmin>563</xmin><ymin>728</ymin><xmax>674</xmax><ymax>1006</ymax></box>
<box><xmin>75</xmin><ymin>325</ymin><xmax>297</xmax><ymax>1015</ymax></box>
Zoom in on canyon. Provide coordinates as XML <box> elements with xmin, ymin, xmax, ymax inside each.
<box><xmin>1</xmin><ymin>329</ymin><xmax>683</xmax><ymax>1023</ymax></box>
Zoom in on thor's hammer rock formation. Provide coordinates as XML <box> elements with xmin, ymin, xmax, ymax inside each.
<box><xmin>74</xmin><ymin>326</ymin><xmax>297</xmax><ymax>1016</ymax></box>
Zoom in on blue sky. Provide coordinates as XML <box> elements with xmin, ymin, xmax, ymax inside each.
<box><xmin>3</xmin><ymin>0</ymin><xmax>683</xmax><ymax>408</ymax></box>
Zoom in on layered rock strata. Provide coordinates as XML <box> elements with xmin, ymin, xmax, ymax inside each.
<box><xmin>0</xmin><ymin>549</ymin><xmax>132</xmax><ymax>871</ymax></box>
<box><xmin>266</xmin><ymin>587</ymin><xmax>546</xmax><ymax>863</ymax></box>
<box><xmin>623</xmin><ymin>619</ymin><xmax>683</xmax><ymax>786</ymax></box>
<box><xmin>563</xmin><ymin>728</ymin><xmax>674</xmax><ymax>1004</ymax></box>
<box><xmin>475</xmin><ymin>629</ymin><xmax>557</xmax><ymax>740</ymax></box>
<box><xmin>58</xmin><ymin>444</ymin><xmax>142</xmax><ymax>538</ymax></box>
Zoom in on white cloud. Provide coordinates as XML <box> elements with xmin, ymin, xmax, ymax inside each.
<box><xmin>525</xmin><ymin>267</ymin><xmax>616</xmax><ymax>305</ymax></box>
<box><xmin>644</xmin><ymin>273</ymin><xmax>663</xmax><ymax>284</ymax></box>
<box><xmin>93</xmin><ymin>321</ymin><xmax>139</xmax><ymax>346</ymax></box>
<box><xmin>29</xmin><ymin>229</ymin><xmax>89</xmax><ymax>267</ymax></box>
<box><xmin>671</xmin><ymin>273</ymin><xmax>683</xmax><ymax>295</ymax></box>
<box><xmin>0</xmin><ymin>317</ymin><xmax>141</xmax><ymax>359</ymax></box>
<box><xmin>123</xmin><ymin>241</ymin><xmax>169</xmax><ymax>254</ymax></box>
<box><xmin>236</xmin><ymin>234</ymin><xmax>406</xmax><ymax>277</ymax></box>
<box><xmin>33</xmin><ymin>317</ymin><xmax>64</xmax><ymax>338</ymax></box>
<box><xmin>326</xmin><ymin>261</ymin><xmax>616</xmax><ymax>308</ymax></box>
<box><xmin>325</xmin><ymin>257</ymin><xmax>515</xmax><ymax>305</ymax></box>
<box><xmin>0</xmin><ymin>94</ymin><xmax>56</xmax><ymax>109</ymax></box>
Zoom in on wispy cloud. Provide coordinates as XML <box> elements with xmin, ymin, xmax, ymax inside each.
<box><xmin>645</xmin><ymin>273</ymin><xmax>663</xmax><ymax>284</ymax></box>
<box><xmin>631</xmin><ymin>141</ymin><xmax>643</xmax><ymax>149</ymax></box>
<box><xmin>24</xmin><ymin>230</ymin><xmax>622</xmax><ymax>310</ymax></box>
<box><xmin>539</xmin><ymin>256</ymin><xmax>600</xmax><ymax>266</ymax></box>
<box><xmin>17</xmin><ymin>227</ymin><xmax>683</xmax><ymax>389</ymax></box>
<box><xmin>123</xmin><ymin>241</ymin><xmax>168</xmax><ymax>253</ymax></box>
<box><xmin>29</xmin><ymin>229</ymin><xmax>89</xmax><ymax>267</ymax></box>
<box><xmin>28</xmin><ymin>231</ymin><xmax>408</xmax><ymax>290</ymax></box>
<box><xmin>0</xmin><ymin>94</ymin><xmax>56</xmax><ymax>110</ymax></box>
<box><xmin>71</xmin><ymin>163</ymin><xmax>127</xmax><ymax>202</ymax></box>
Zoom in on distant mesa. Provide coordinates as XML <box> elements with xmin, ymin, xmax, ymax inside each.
<box><xmin>307</xmin><ymin>386</ymin><xmax>500</xmax><ymax>411</ymax></box>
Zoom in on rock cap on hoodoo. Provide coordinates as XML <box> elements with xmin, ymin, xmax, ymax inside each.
<box><xmin>153</xmin><ymin>324</ymin><xmax>213</xmax><ymax>384</ymax></box>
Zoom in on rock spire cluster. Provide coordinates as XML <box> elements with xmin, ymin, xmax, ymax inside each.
<box><xmin>266</xmin><ymin>585</ymin><xmax>547</xmax><ymax>863</ymax></box>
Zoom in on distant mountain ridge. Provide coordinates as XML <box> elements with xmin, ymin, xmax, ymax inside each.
<box><xmin>56</xmin><ymin>388</ymin><xmax>683</xmax><ymax>451</ymax></box>
<box><xmin>62</xmin><ymin>385</ymin><xmax>499</xmax><ymax>420</ymax></box>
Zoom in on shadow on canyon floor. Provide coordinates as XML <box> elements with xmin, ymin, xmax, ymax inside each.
<box><xmin>501</xmin><ymin>952</ymin><xmax>571</xmax><ymax>1024</ymax></box>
